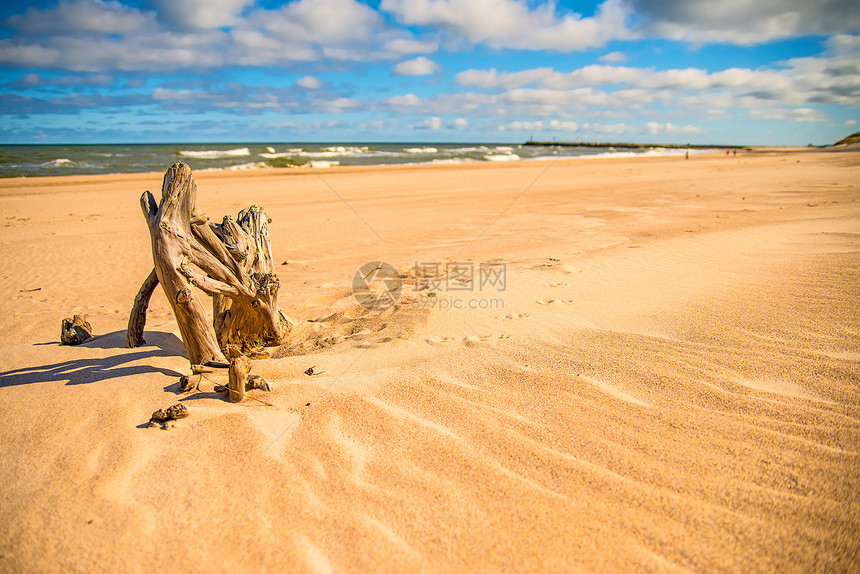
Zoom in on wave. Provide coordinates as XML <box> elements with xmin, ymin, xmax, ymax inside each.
<box><xmin>446</xmin><ymin>146</ymin><xmax>491</xmax><ymax>153</ymax></box>
<box><xmin>291</xmin><ymin>148</ymin><xmax>369</xmax><ymax>158</ymax></box>
<box><xmin>225</xmin><ymin>161</ymin><xmax>269</xmax><ymax>170</ymax></box>
<box><xmin>322</xmin><ymin>146</ymin><xmax>368</xmax><ymax>154</ymax></box>
<box><xmin>404</xmin><ymin>147</ymin><xmax>439</xmax><ymax>154</ymax></box>
<box><xmin>3</xmin><ymin>143</ymin><xmax>714</xmax><ymax>178</ymax></box>
<box><xmin>483</xmin><ymin>153</ymin><xmax>521</xmax><ymax>162</ymax></box>
<box><xmin>259</xmin><ymin>152</ymin><xmax>293</xmax><ymax>159</ymax></box>
<box><xmin>178</xmin><ymin>147</ymin><xmax>250</xmax><ymax>159</ymax></box>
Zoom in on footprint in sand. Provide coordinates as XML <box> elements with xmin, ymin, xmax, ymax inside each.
<box><xmin>426</xmin><ymin>335</ymin><xmax>458</xmax><ymax>345</ymax></box>
<box><xmin>465</xmin><ymin>334</ymin><xmax>511</xmax><ymax>346</ymax></box>
<box><xmin>427</xmin><ymin>334</ymin><xmax>510</xmax><ymax>346</ymax></box>
<box><xmin>497</xmin><ymin>312</ymin><xmax>530</xmax><ymax>320</ymax></box>
<box><xmin>546</xmin><ymin>282</ymin><xmax>568</xmax><ymax>288</ymax></box>
<box><xmin>536</xmin><ymin>298</ymin><xmax>574</xmax><ymax>305</ymax></box>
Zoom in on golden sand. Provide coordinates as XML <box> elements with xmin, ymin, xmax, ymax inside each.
<box><xmin>1</xmin><ymin>149</ymin><xmax>858</xmax><ymax>571</ymax></box>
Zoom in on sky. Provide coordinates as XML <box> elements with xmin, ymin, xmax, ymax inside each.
<box><xmin>0</xmin><ymin>0</ymin><xmax>858</xmax><ymax>145</ymax></box>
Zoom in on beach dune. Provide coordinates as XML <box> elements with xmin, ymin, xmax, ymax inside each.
<box><xmin>0</xmin><ymin>149</ymin><xmax>858</xmax><ymax>571</ymax></box>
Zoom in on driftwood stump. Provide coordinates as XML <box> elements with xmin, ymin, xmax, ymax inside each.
<box><xmin>61</xmin><ymin>315</ymin><xmax>93</xmax><ymax>345</ymax></box>
<box><xmin>227</xmin><ymin>349</ymin><xmax>251</xmax><ymax>403</ymax></box>
<box><xmin>126</xmin><ymin>162</ymin><xmax>289</xmax><ymax>367</ymax></box>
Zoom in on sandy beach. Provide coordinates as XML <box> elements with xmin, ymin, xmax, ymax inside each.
<box><xmin>1</xmin><ymin>149</ymin><xmax>858</xmax><ymax>571</ymax></box>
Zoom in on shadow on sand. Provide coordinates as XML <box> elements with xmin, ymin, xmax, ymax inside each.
<box><xmin>0</xmin><ymin>330</ymin><xmax>187</xmax><ymax>388</ymax></box>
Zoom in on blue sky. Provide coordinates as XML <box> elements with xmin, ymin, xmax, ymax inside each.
<box><xmin>0</xmin><ymin>0</ymin><xmax>858</xmax><ymax>145</ymax></box>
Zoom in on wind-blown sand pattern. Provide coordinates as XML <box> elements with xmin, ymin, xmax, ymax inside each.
<box><xmin>1</xmin><ymin>150</ymin><xmax>858</xmax><ymax>571</ymax></box>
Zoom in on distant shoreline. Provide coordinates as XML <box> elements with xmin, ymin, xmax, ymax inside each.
<box><xmin>0</xmin><ymin>142</ymin><xmax>714</xmax><ymax>178</ymax></box>
<box><xmin>524</xmin><ymin>141</ymin><xmax>749</xmax><ymax>150</ymax></box>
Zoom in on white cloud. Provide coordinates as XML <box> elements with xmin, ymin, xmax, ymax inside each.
<box><xmin>0</xmin><ymin>0</ymin><xmax>432</xmax><ymax>71</ymax></box>
<box><xmin>646</xmin><ymin>122</ymin><xmax>702</xmax><ymax>135</ymax></box>
<box><xmin>358</xmin><ymin>120</ymin><xmax>387</xmax><ymax>130</ymax></box>
<box><xmin>383</xmin><ymin>93</ymin><xmax>422</xmax><ymax>106</ymax></box>
<box><xmin>590</xmin><ymin>122</ymin><xmax>637</xmax><ymax>135</ymax></box>
<box><xmin>498</xmin><ymin>119</ymin><xmax>634</xmax><ymax>134</ymax></box>
<box><xmin>424</xmin><ymin>116</ymin><xmax>442</xmax><ymax>129</ymax></box>
<box><xmin>748</xmin><ymin>109</ymin><xmax>787</xmax><ymax>120</ymax></box>
<box><xmin>599</xmin><ymin>51</ymin><xmax>627</xmax><ymax>63</ymax></box>
<box><xmin>381</xmin><ymin>0</ymin><xmax>630</xmax><ymax>51</ymax></box>
<box><xmin>392</xmin><ymin>56</ymin><xmax>439</xmax><ymax>76</ymax></box>
<box><xmin>456</xmin><ymin>67</ymin><xmax>555</xmax><ymax>89</ymax></box>
<box><xmin>455</xmin><ymin>42</ymin><xmax>860</xmax><ymax>114</ymax></box>
<box><xmin>151</xmin><ymin>87</ymin><xmax>201</xmax><ymax>100</ymax></box>
<box><xmin>498</xmin><ymin>120</ymin><xmax>544</xmax><ymax>131</ymax></box>
<box><xmin>791</xmin><ymin>108</ymin><xmax>826</xmax><ymax>122</ymax></box>
<box><xmin>0</xmin><ymin>29</ymin><xmax>231</xmax><ymax>71</ymax></box>
<box><xmin>549</xmin><ymin>120</ymin><xmax>580</xmax><ymax>131</ymax></box>
<box><xmin>5</xmin><ymin>72</ymin><xmax>115</xmax><ymax>89</ymax></box>
<box><xmin>147</xmin><ymin>0</ymin><xmax>254</xmax><ymax>30</ymax></box>
<box><xmin>629</xmin><ymin>0</ymin><xmax>860</xmax><ymax>45</ymax></box>
<box><xmin>9</xmin><ymin>0</ymin><xmax>150</xmax><ymax>34</ymax></box>
<box><xmin>750</xmin><ymin>108</ymin><xmax>826</xmax><ymax>123</ymax></box>
<box><xmin>296</xmin><ymin>76</ymin><xmax>323</xmax><ymax>89</ymax></box>
<box><xmin>847</xmin><ymin>119</ymin><xmax>858</xmax><ymax>126</ymax></box>
<box><xmin>0</xmin><ymin>0</ymin><xmax>855</xmax><ymax>146</ymax></box>
<box><xmin>312</xmin><ymin>96</ymin><xmax>362</xmax><ymax>113</ymax></box>
<box><xmin>249</xmin><ymin>0</ymin><xmax>385</xmax><ymax>46</ymax></box>
<box><xmin>706</xmin><ymin>109</ymin><xmax>731</xmax><ymax>120</ymax></box>
<box><xmin>382</xmin><ymin>38</ymin><xmax>439</xmax><ymax>55</ymax></box>
<box><xmin>456</xmin><ymin>64</ymin><xmax>796</xmax><ymax>93</ymax></box>
<box><xmin>503</xmin><ymin>87</ymin><xmax>610</xmax><ymax>108</ymax></box>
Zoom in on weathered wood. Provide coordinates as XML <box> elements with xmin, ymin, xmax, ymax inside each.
<box><xmin>126</xmin><ymin>268</ymin><xmax>159</xmax><ymax>348</ymax></box>
<box><xmin>227</xmin><ymin>349</ymin><xmax>250</xmax><ymax>403</ymax></box>
<box><xmin>61</xmin><ymin>315</ymin><xmax>92</xmax><ymax>345</ymax></box>
<box><xmin>132</xmin><ymin>162</ymin><xmax>288</xmax><ymax>367</ymax></box>
<box><xmin>211</xmin><ymin>205</ymin><xmax>290</xmax><ymax>354</ymax></box>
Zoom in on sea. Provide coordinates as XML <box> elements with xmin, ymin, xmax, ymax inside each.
<box><xmin>0</xmin><ymin>142</ymin><xmax>695</xmax><ymax>178</ymax></box>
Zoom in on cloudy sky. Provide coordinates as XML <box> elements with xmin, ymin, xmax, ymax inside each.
<box><xmin>1</xmin><ymin>0</ymin><xmax>858</xmax><ymax>145</ymax></box>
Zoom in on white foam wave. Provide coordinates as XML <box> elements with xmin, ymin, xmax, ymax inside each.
<box><xmin>226</xmin><ymin>161</ymin><xmax>269</xmax><ymax>170</ymax></box>
<box><xmin>447</xmin><ymin>146</ymin><xmax>490</xmax><ymax>153</ymax></box>
<box><xmin>178</xmin><ymin>147</ymin><xmax>251</xmax><ymax>159</ymax></box>
<box><xmin>45</xmin><ymin>158</ymin><xmax>72</xmax><ymax>166</ymax></box>
<box><xmin>292</xmin><ymin>147</ymin><xmax>369</xmax><ymax>158</ymax></box>
<box><xmin>309</xmin><ymin>160</ymin><xmax>339</xmax><ymax>168</ymax></box>
<box><xmin>322</xmin><ymin>146</ymin><xmax>368</xmax><ymax>153</ymax></box>
<box><xmin>259</xmin><ymin>152</ymin><xmax>293</xmax><ymax>158</ymax></box>
<box><xmin>199</xmin><ymin>161</ymin><xmax>270</xmax><ymax>172</ymax></box>
<box><xmin>404</xmin><ymin>147</ymin><xmax>438</xmax><ymax>154</ymax></box>
<box><xmin>484</xmin><ymin>153</ymin><xmax>521</xmax><ymax>162</ymax></box>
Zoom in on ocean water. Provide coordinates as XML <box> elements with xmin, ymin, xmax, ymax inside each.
<box><xmin>0</xmin><ymin>142</ymin><xmax>693</xmax><ymax>178</ymax></box>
